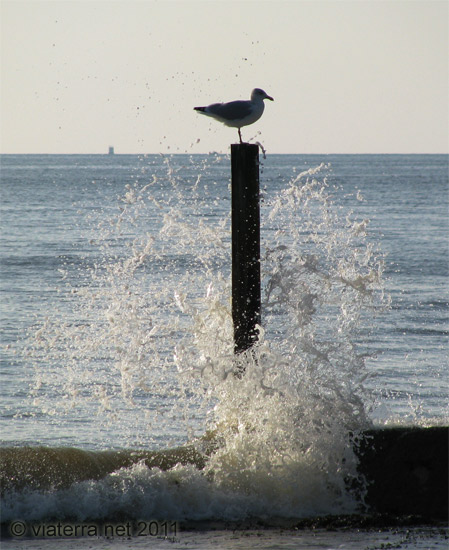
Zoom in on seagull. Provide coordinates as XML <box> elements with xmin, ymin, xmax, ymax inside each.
<box><xmin>194</xmin><ymin>88</ymin><xmax>274</xmax><ymax>143</ymax></box>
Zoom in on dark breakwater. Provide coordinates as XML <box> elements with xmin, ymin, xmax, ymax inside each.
<box><xmin>1</xmin><ymin>427</ymin><xmax>447</xmax><ymax>524</ymax></box>
<box><xmin>0</xmin><ymin>445</ymin><xmax>206</xmax><ymax>494</ymax></box>
<box><xmin>357</xmin><ymin>426</ymin><xmax>448</xmax><ymax>521</ymax></box>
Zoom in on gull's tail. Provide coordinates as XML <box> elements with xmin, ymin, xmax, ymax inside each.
<box><xmin>194</xmin><ymin>106</ymin><xmax>207</xmax><ymax>113</ymax></box>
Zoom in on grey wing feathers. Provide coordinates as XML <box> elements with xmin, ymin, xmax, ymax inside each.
<box><xmin>209</xmin><ymin>100</ymin><xmax>253</xmax><ymax>121</ymax></box>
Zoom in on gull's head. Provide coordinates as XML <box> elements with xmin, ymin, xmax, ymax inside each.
<box><xmin>251</xmin><ymin>88</ymin><xmax>274</xmax><ymax>102</ymax></box>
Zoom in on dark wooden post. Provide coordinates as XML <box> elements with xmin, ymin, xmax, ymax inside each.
<box><xmin>231</xmin><ymin>143</ymin><xmax>261</xmax><ymax>358</ymax></box>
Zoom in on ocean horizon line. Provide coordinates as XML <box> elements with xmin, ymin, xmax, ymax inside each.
<box><xmin>1</xmin><ymin>151</ymin><xmax>447</xmax><ymax>157</ymax></box>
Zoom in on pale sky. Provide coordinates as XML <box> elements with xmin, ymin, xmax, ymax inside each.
<box><xmin>1</xmin><ymin>0</ymin><xmax>448</xmax><ymax>154</ymax></box>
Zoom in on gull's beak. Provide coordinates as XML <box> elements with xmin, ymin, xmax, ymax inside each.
<box><xmin>267</xmin><ymin>95</ymin><xmax>274</xmax><ymax>101</ymax></box>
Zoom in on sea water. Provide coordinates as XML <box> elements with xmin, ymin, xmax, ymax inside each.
<box><xmin>1</xmin><ymin>154</ymin><xmax>448</xmax><ymax>548</ymax></box>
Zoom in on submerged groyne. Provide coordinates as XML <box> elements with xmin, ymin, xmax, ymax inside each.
<box><xmin>1</xmin><ymin>426</ymin><xmax>447</xmax><ymax>523</ymax></box>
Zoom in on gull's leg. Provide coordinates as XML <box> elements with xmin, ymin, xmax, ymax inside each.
<box><xmin>238</xmin><ymin>128</ymin><xmax>242</xmax><ymax>144</ymax></box>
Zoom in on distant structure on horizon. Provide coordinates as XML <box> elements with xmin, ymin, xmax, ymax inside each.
<box><xmin>108</xmin><ymin>146</ymin><xmax>114</xmax><ymax>155</ymax></box>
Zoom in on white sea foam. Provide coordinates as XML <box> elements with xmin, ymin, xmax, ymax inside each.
<box><xmin>18</xmin><ymin>159</ymin><xmax>389</xmax><ymax>521</ymax></box>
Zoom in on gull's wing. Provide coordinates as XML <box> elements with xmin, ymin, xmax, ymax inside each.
<box><xmin>205</xmin><ymin>100</ymin><xmax>253</xmax><ymax>121</ymax></box>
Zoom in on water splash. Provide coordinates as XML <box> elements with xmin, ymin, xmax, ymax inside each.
<box><xmin>23</xmin><ymin>158</ymin><xmax>388</xmax><ymax>517</ymax></box>
<box><xmin>173</xmin><ymin>163</ymin><xmax>388</xmax><ymax>515</ymax></box>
